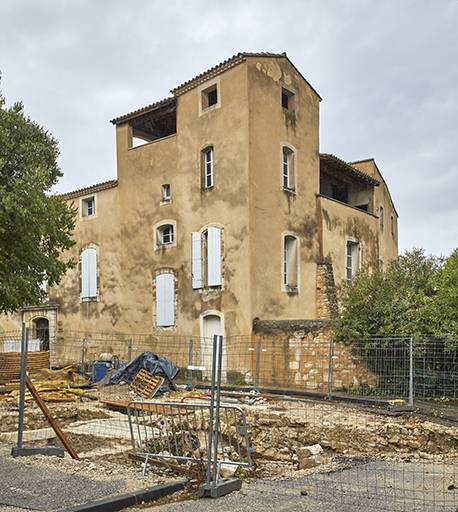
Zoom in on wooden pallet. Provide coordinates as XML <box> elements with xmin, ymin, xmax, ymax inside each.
<box><xmin>128</xmin><ymin>369</ymin><xmax>165</xmax><ymax>399</ymax></box>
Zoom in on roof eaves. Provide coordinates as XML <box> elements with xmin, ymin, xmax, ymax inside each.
<box><xmin>61</xmin><ymin>180</ymin><xmax>118</xmax><ymax>200</ymax></box>
<box><xmin>171</xmin><ymin>52</ymin><xmax>249</xmax><ymax>97</ymax></box>
<box><xmin>320</xmin><ymin>154</ymin><xmax>381</xmax><ymax>186</ymax></box>
<box><xmin>349</xmin><ymin>158</ymin><xmax>399</xmax><ymax>217</ymax></box>
<box><xmin>110</xmin><ymin>97</ymin><xmax>176</xmax><ymax>125</ymax></box>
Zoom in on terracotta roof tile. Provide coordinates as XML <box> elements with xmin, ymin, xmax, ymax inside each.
<box><xmin>320</xmin><ymin>154</ymin><xmax>381</xmax><ymax>186</ymax></box>
<box><xmin>61</xmin><ymin>180</ymin><xmax>118</xmax><ymax>200</ymax></box>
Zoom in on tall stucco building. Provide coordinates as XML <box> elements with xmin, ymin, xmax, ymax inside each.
<box><xmin>2</xmin><ymin>52</ymin><xmax>398</xmax><ymax>344</ymax></box>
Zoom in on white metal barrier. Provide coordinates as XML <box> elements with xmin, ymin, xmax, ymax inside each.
<box><xmin>127</xmin><ymin>400</ymin><xmax>252</xmax><ymax>478</ymax></box>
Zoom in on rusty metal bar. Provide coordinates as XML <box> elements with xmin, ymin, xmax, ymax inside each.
<box><xmin>25</xmin><ymin>375</ymin><xmax>80</xmax><ymax>460</ymax></box>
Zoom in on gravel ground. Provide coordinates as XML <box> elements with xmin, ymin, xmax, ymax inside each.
<box><xmin>0</xmin><ymin>443</ymin><xmax>184</xmax><ymax>512</ymax></box>
<box><xmin>2</xmin><ymin>442</ymin><xmax>458</xmax><ymax>512</ymax></box>
<box><xmin>129</xmin><ymin>457</ymin><xmax>458</xmax><ymax>512</ymax></box>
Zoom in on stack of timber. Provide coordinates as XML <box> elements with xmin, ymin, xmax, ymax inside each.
<box><xmin>0</xmin><ymin>351</ymin><xmax>50</xmax><ymax>384</ymax></box>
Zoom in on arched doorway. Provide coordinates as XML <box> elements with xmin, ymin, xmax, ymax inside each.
<box><xmin>201</xmin><ymin>312</ymin><xmax>226</xmax><ymax>382</ymax></box>
<box><xmin>34</xmin><ymin>318</ymin><xmax>49</xmax><ymax>351</ymax></box>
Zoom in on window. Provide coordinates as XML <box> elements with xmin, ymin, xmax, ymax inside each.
<box><xmin>81</xmin><ymin>248</ymin><xmax>97</xmax><ymax>299</ymax></box>
<box><xmin>203</xmin><ymin>85</ymin><xmax>218</xmax><ymax>109</ymax></box>
<box><xmin>391</xmin><ymin>214</ymin><xmax>395</xmax><ymax>239</ymax></box>
<box><xmin>379</xmin><ymin>204</ymin><xmax>384</xmax><ymax>229</ymax></box>
<box><xmin>282</xmin><ymin>233</ymin><xmax>299</xmax><ymax>290</ymax></box>
<box><xmin>202</xmin><ymin>147</ymin><xmax>214</xmax><ymax>189</ymax></box>
<box><xmin>346</xmin><ymin>239</ymin><xmax>361</xmax><ymax>283</ymax></box>
<box><xmin>283</xmin><ymin>149</ymin><xmax>291</xmax><ymax>188</ymax></box>
<box><xmin>281</xmin><ymin>145</ymin><xmax>296</xmax><ymax>192</ymax></box>
<box><xmin>191</xmin><ymin>226</ymin><xmax>222</xmax><ymax>289</ymax></box>
<box><xmin>199</xmin><ymin>77</ymin><xmax>221</xmax><ymax>115</ymax></box>
<box><xmin>191</xmin><ymin>232</ymin><xmax>203</xmax><ymax>289</ymax></box>
<box><xmin>80</xmin><ymin>195</ymin><xmax>97</xmax><ymax>219</ymax></box>
<box><xmin>154</xmin><ymin>220</ymin><xmax>177</xmax><ymax>250</ymax></box>
<box><xmin>280</xmin><ymin>83</ymin><xmax>297</xmax><ymax>114</ymax></box>
<box><xmin>156</xmin><ymin>273</ymin><xmax>175</xmax><ymax>327</ymax></box>
<box><xmin>281</xmin><ymin>88</ymin><xmax>293</xmax><ymax>110</ymax></box>
<box><xmin>162</xmin><ymin>184</ymin><xmax>171</xmax><ymax>201</ymax></box>
<box><xmin>160</xmin><ymin>225</ymin><xmax>174</xmax><ymax>245</ymax></box>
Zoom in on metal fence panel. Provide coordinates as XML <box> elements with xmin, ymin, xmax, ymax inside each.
<box><xmin>127</xmin><ymin>400</ymin><xmax>252</xmax><ymax>475</ymax></box>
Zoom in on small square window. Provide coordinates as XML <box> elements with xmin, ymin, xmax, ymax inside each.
<box><xmin>202</xmin><ymin>84</ymin><xmax>218</xmax><ymax>110</ymax></box>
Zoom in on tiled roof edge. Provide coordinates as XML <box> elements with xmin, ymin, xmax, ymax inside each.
<box><xmin>61</xmin><ymin>180</ymin><xmax>118</xmax><ymax>200</ymax></box>
<box><xmin>320</xmin><ymin>154</ymin><xmax>381</xmax><ymax>186</ymax></box>
<box><xmin>171</xmin><ymin>52</ymin><xmax>290</xmax><ymax>97</ymax></box>
<box><xmin>110</xmin><ymin>97</ymin><xmax>176</xmax><ymax>125</ymax></box>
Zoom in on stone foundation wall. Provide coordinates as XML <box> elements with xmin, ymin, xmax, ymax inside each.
<box><xmin>253</xmin><ymin>318</ymin><xmax>375</xmax><ymax>392</ymax></box>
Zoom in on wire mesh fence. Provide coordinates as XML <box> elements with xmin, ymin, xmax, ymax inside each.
<box><xmin>1</xmin><ymin>329</ymin><xmax>458</xmax><ymax>511</ymax></box>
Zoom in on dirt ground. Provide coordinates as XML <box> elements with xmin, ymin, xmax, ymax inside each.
<box><xmin>1</xmin><ymin>367</ymin><xmax>458</xmax><ymax>504</ymax></box>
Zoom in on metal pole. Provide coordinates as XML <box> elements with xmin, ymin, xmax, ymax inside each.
<box><xmin>17</xmin><ymin>325</ymin><xmax>29</xmax><ymax>448</ymax></box>
<box><xmin>327</xmin><ymin>334</ymin><xmax>334</xmax><ymax>399</ymax></box>
<box><xmin>205</xmin><ymin>335</ymin><xmax>218</xmax><ymax>487</ymax></box>
<box><xmin>212</xmin><ymin>335</ymin><xmax>223</xmax><ymax>486</ymax></box>
<box><xmin>81</xmin><ymin>338</ymin><xmax>86</xmax><ymax>375</ymax></box>
<box><xmin>409</xmin><ymin>336</ymin><xmax>414</xmax><ymax>407</ymax></box>
<box><xmin>255</xmin><ymin>338</ymin><xmax>261</xmax><ymax>393</ymax></box>
<box><xmin>128</xmin><ymin>338</ymin><xmax>132</xmax><ymax>362</ymax></box>
<box><xmin>188</xmin><ymin>339</ymin><xmax>193</xmax><ymax>390</ymax></box>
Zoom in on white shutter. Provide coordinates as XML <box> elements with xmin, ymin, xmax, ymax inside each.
<box><xmin>156</xmin><ymin>273</ymin><xmax>174</xmax><ymax>326</ymax></box>
<box><xmin>191</xmin><ymin>232</ymin><xmax>203</xmax><ymax>289</ymax></box>
<box><xmin>81</xmin><ymin>248</ymin><xmax>97</xmax><ymax>298</ymax></box>
<box><xmin>207</xmin><ymin>227</ymin><xmax>222</xmax><ymax>286</ymax></box>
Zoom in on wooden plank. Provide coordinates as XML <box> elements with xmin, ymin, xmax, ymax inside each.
<box><xmin>100</xmin><ymin>399</ymin><xmax>181</xmax><ymax>415</ymax></box>
<box><xmin>25</xmin><ymin>375</ymin><xmax>80</xmax><ymax>460</ymax></box>
<box><xmin>128</xmin><ymin>452</ymin><xmax>201</xmax><ymax>478</ymax></box>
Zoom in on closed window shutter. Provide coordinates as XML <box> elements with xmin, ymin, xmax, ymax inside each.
<box><xmin>191</xmin><ymin>232</ymin><xmax>203</xmax><ymax>289</ymax></box>
<box><xmin>156</xmin><ymin>273</ymin><xmax>174</xmax><ymax>326</ymax></box>
<box><xmin>207</xmin><ymin>227</ymin><xmax>222</xmax><ymax>286</ymax></box>
<box><xmin>81</xmin><ymin>248</ymin><xmax>97</xmax><ymax>298</ymax></box>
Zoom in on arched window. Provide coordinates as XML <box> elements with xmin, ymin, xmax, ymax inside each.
<box><xmin>154</xmin><ymin>220</ymin><xmax>177</xmax><ymax>250</ymax></box>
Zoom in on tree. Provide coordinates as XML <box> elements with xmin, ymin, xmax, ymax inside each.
<box><xmin>429</xmin><ymin>249</ymin><xmax>458</xmax><ymax>338</ymax></box>
<box><xmin>334</xmin><ymin>248</ymin><xmax>443</xmax><ymax>342</ymax></box>
<box><xmin>0</xmin><ymin>88</ymin><xmax>76</xmax><ymax>314</ymax></box>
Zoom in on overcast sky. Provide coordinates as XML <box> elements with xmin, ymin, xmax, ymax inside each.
<box><xmin>1</xmin><ymin>0</ymin><xmax>457</xmax><ymax>257</ymax></box>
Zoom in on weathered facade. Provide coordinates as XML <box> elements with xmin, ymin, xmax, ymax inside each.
<box><xmin>1</xmin><ymin>53</ymin><xmax>398</xmax><ymax>343</ymax></box>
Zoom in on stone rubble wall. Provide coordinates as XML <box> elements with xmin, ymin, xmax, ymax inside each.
<box><xmin>253</xmin><ymin>319</ymin><xmax>377</xmax><ymax>391</ymax></box>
